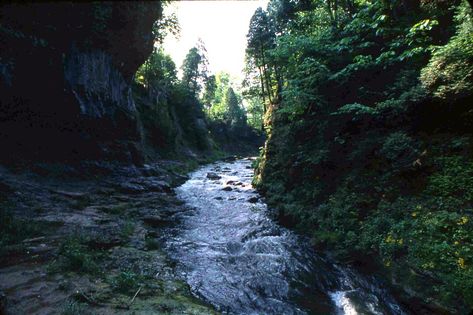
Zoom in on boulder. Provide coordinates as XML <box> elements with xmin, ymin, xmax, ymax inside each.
<box><xmin>207</xmin><ymin>172</ymin><xmax>221</xmax><ymax>180</ymax></box>
<box><xmin>224</xmin><ymin>156</ymin><xmax>237</xmax><ymax>162</ymax></box>
<box><xmin>248</xmin><ymin>196</ymin><xmax>259</xmax><ymax>203</ymax></box>
<box><xmin>222</xmin><ymin>186</ymin><xmax>232</xmax><ymax>191</ymax></box>
<box><xmin>142</xmin><ymin>215</ymin><xmax>169</xmax><ymax>227</ymax></box>
<box><xmin>142</xmin><ymin>179</ymin><xmax>172</xmax><ymax>193</ymax></box>
<box><xmin>86</xmin><ymin>234</ymin><xmax>124</xmax><ymax>250</ymax></box>
<box><xmin>117</xmin><ymin>182</ymin><xmax>146</xmax><ymax>194</ymax></box>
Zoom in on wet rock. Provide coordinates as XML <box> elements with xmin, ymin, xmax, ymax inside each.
<box><xmin>248</xmin><ymin>196</ymin><xmax>259</xmax><ymax>203</ymax></box>
<box><xmin>51</xmin><ymin>190</ymin><xmax>86</xmax><ymax>198</ymax></box>
<box><xmin>147</xmin><ymin>230</ymin><xmax>159</xmax><ymax>237</ymax></box>
<box><xmin>215</xmin><ymin>197</ymin><xmax>223</xmax><ymax>200</ymax></box>
<box><xmin>117</xmin><ymin>182</ymin><xmax>146</xmax><ymax>194</ymax></box>
<box><xmin>141</xmin><ymin>164</ymin><xmax>163</xmax><ymax>177</ymax></box>
<box><xmin>141</xmin><ymin>179</ymin><xmax>172</xmax><ymax>193</ymax></box>
<box><xmin>226</xmin><ymin>180</ymin><xmax>236</xmax><ymax>185</ymax></box>
<box><xmin>207</xmin><ymin>172</ymin><xmax>221</xmax><ymax>180</ymax></box>
<box><xmin>86</xmin><ymin>234</ymin><xmax>124</xmax><ymax>250</ymax></box>
<box><xmin>224</xmin><ymin>156</ymin><xmax>237</xmax><ymax>162</ymax></box>
<box><xmin>222</xmin><ymin>186</ymin><xmax>232</xmax><ymax>191</ymax></box>
<box><xmin>27</xmin><ymin>243</ymin><xmax>53</xmax><ymax>255</ymax></box>
<box><xmin>142</xmin><ymin>215</ymin><xmax>169</xmax><ymax>227</ymax></box>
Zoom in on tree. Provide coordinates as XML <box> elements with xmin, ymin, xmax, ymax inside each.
<box><xmin>246</xmin><ymin>7</ymin><xmax>277</xmax><ymax>105</ymax></box>
<box><xmin>225</xmin><ymin>87</ymin><xmax>246</xmax><ymax>130</ymax></box>
<box><xmin>135</xmin><ymin>48</ymin><xmax>177</xmax><ymax>99</ymax></box>
<box><xmin>202</xmin><ymin>74</ymin><xmax>216</xmax><ymax>112</ymax></box>
<box><xmin>181</xmin><ymin>39</ymin><xmax>210</xmax><ymax>96</ymax></box>
<box><xmin>181</xmin><ymin>47</ymin><xmax>202</xmax><ymax>95</ymax></box>
<box><xmin>152</xmin><ymin>2</ymin><xmax>180</xmax><ymax>44</ymax></box>
<box><xmin>242</xmin><ymin>56</ymin><xmax>265</xmax><ymax>131</ymax></box>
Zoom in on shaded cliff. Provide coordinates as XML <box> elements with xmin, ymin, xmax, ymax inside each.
<box><xmin>0</xmin><ymin>2</ymin><xmax>162</xmax><ymax>163</ymax></box>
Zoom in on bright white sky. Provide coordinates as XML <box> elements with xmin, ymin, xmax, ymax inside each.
<box><xmin>163</xmin><ymin>0</ymin><xmax>269</xmax><ymax>81</ymax></box>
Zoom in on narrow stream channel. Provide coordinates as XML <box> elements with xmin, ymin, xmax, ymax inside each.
<box><xmin>164</xmin><ymin>158</ymin><xmax>407</xmax><ymax>315</ymax></box>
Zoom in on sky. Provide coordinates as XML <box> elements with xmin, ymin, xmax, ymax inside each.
<box><xmin>163</xmin><ymin>0</ymin><xmax>269</xmax><ymax>81</ymax></box>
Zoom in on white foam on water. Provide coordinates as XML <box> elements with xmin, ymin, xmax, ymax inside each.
<box><xmin>329</xmin><ymin>291</ymin><xmax>359</xmax><ymax>315</ymax></box>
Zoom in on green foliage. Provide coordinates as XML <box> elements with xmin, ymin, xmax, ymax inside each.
<box><xmin>250</xmin><ymin>0</ymin><xmax>473</xmax><ymax>310</ymax></box>
<box><xmin>420</xmin><ymin>2</ymin><xmax>473</xmax><ymax>100</ymax></box>
<box><xmin>181</xmin><ymin>47</ymin><xmax>204</xmax><ymax>95</ymax></box>
<box><xmin>379</xmin><ymin>132</ymin><xmax>420</xmax><ymax>169</ymax></box>
<box><xmin>332</xmin><ymin>103</ymin><xmax>376</xmax><ymax>118</ymax></box>
<box><xmin>224</xmin><ymin>88</ymin><xmax>247</xmax><ymax>129</ymax></box>
<box><xmin>205</xmin><ymin>72</ymin><xmax>257</xmax><ymax>144</ymax></box>
<box><xmin>181</xmin><ymin>40</ymin><xmax>209</xmax><ymax>96</ymax></box>
<box><xmin>152</xmin><ymin>2</ymin><xmax>180</xmax><ymax>44</ymax></box>
<box><xmin>135</xmin><ymin>48</ymin><xmax>177</xmax><ymax>89</ymax></box>
<box><xmin>427</xmin><ymin>156</ymin><xmax>473</xmax><ymax>201</ymax></box>
<box><xmin>134</xmin><ymin>46</ymin><xmax>213</xmax><ymax>154</ymax></box>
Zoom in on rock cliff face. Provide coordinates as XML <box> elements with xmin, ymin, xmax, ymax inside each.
<box><xmin>0</xmin><ymin>2</ymin><xmax>162</xmax><ymax>162</ymax></box>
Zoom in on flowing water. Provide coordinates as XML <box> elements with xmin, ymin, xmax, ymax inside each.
<box><xmin>164</xmin><ymin>158</ymin><xmax>407</xmax><ymax>315</ymax></box>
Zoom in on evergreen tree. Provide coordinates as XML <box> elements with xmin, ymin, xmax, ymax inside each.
<box><xmin>181</xmin><ymin>47</ymin><xmax>202</xmax><ymax>95</ymax></box>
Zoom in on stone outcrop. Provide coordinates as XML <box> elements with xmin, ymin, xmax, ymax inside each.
<box><xmin>0</xmin><ymin>2</ymin><xmax>162</xmax><ymax>162</ymax></box>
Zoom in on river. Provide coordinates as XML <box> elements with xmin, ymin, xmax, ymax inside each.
<box><xmin>163</xmin><ymin>158</ymin><xmax>407</xmax><ymax>315</ymax></box>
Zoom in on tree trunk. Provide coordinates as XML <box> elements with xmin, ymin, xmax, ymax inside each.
<box><xmin>257</xmin><ymin>66</ymin><xmax>267</xmax><ymax>132</ymax></box>
<box><xmin>259</xmin><ymin>45</ymin><xmax>273</xmax><ymax>104</ymax></box>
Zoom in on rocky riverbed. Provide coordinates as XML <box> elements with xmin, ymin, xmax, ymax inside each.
<box><xmin>0</xmin><ymin>160</ymin><xmax>217</xmax><ymax>315</ymax></box>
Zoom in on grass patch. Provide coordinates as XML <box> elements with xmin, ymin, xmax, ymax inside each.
<box><xmin>61</xmin><ymin>300</ymin><xmax>95</xmax><ymax>315</ymax></box>
<box><xmin>109</xmin><ymin>271</ymin><xmax>145</xmax><ymax>294</ymax></box>
<box><xmin>0</xmin><ymin>204</ymin><xmax>54</xmax><ymax>256</ymax></box>
<box><xmin>50</xmin><ymin>236</ymin><xmax>102</xmax><ymax>275</ymax></box>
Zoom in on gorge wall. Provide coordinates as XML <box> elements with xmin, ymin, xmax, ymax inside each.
<box><xmin>251</xmin><ymin>1</ymin><xmax>473</xmax><ymax>313</ymax></box>
<box><xmin>0</xmin><ymin>2</ymin><xmax>161</xmax><ymax>163</ymax></box>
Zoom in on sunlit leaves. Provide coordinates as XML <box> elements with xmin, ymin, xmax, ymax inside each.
<box><xmin>420</xmin><ymin>2</ymin><xmax>473</xmax><ymax>100</ymax></box>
